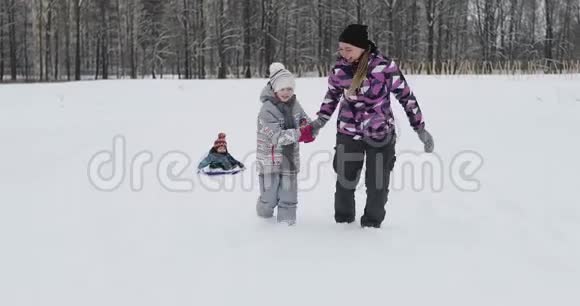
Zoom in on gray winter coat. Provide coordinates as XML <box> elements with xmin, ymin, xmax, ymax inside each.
<box><xmin>256</xmin><ymin>85</ymin><xmax>312</xmax><ymax>175</ymax></box>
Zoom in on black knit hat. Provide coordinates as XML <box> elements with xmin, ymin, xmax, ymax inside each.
<box><xmin>339</xmin><ymin>24</ymin><xmax>370</xmax><ymax>50</ymax></box>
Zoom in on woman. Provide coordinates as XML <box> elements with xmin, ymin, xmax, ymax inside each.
<box><xmin>310</xmin><ymin>24</ymin><xmax>435</xmax><ymax>228</ymax></box>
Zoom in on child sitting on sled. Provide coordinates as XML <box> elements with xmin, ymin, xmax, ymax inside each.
<box><xmin>198</xmin><ymin>133</ymin><xmax>245</xmax><ymax>175</ymax></box>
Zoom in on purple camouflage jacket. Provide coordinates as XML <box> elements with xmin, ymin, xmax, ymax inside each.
<box><xmin>317</xmin><ymin>50</ymin><xmax>425</xmax><ymax>140</ymax></box>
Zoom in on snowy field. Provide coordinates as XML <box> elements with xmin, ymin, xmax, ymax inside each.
<box><xmin>1</xmin><ymin>75</ymin><xmax>579</xmax><ymax>306</ymax></box>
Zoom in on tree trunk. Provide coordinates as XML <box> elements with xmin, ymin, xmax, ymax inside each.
<box><xmin>497</xmin><ymin>1</ymin><xmax>505</xmax><ymax>59</ymax></box>
<box><xmin>95</xmin><ymin>36</ymin><xmax>100</xmax><ymax>79</ymax></box>
<box><xmin>508</xmin><ymin>0</ymin><xmax>517</xmax><ymax>61</ymax></box>
<box><xmin>557</xmin><ymin>0</ymin><xmax>573</xmax><ymax>63</ymax></box>
<box><xmin>544</xmin><ymin>0</ymin><xmax>554</xmax><ymax>71</ymax></box>
<box><xmin>8</xmin><ymin>0</ymin><xmax>16</xmax><ymax>80</ymax></box>
<box><xmin>488</xmin><ymin>0</ymin><xmax>497</xmax><ymax>64</ymax></box>
<box><xmin>444</xmin><ymin>1</ymin><xmax>452</xmax><ymax>62</ymax></box>
<box><xmin>45</xmin><ymin>1</ymin><xmax>52</xmax><ymax>81</ymax></box>
<box><xmin>436</xmin><ymin>1</ymin><xmax>444</xmax><ymax>73</ymax></box>
<box><xmin>54</xmin><ymin>9</ymin><xmax>59</xmax><ymax>80</ymax></box>
<box><xmin>262</xmin><ymin>0</ymin><xmax>276</xmax><ymax>77</ymax></box>
<box><xmin>455</xmin><ymin>0</ymin><xmax>469</xmax><ymax>63</ymax></box>
<box><xmin>24</xmin><ymin>3</ymin><xmax>29</xmax><ymax>80</ymax></box>
<box><xmin>102</xmin><ymin>38</ymin><xmax>108</xmax><ymax>79</ymax></box>
<box><xmin>216</xmin><ymin>0</ymin><xmax>226</xmax><ymax>79</ymax></box>
<box><xmin>127</xmin><ymin>0</ymin><xmax>136</xmax><ymax>79</ymax></box>
<box><xmin>410</xmin><ymin>0</ymin><xmax>418</xmax><ymax>61</ymax></box>
<box><xmin>325</xmin><ymin>0</ymin><xmax>332</xmax><ymax>68</ymax></box>
<box><xmin>317</xmin><ymin>0</ymin><xmax>323</xmax><ymax>75</ymax></box>
<box><xmin>282</xmin><ymin>7</ymin><xmax>288</xmax><ymax>65</ymax></box>
<box><xmin>243</xmin><ymin>0</ymin><xmax>251</xmax><ymax>78</ymax></box>
<box><xmin>292</xmin><ymin>2</ymin><xmax>298</xmax><ymax>73</ymax></box>
<box><xmin>356</xmin><ymin>0</ymin><xmax>363</xmax><ymax>23</ymax></box>
<box><xmin>64</xmin><ymin>0</ymin><xmax>71</xmax><ymax>80</ymax></box>
<box><xmin>0</xmin><ymin>0</ymin><xmax>5</xmax><ymax>81</ymax></box>
<box><xmin>530</xmin><ymin>0</ymin><xmax>536</xmax><ymax>49</ymax></box>
<box><xmin>426</xmin><ymin>0</ymin><xmax>435</xmax><ymax>74</ymax></box>
<box><xmin>198</xmin><ymin>0</ymin><xmax>205</xmax><ymax>79</ymax></box>
<box><xmin>115</xmin><ymin>0</ymin><xmax>123</xmax><ymax>78</ymax></box>
<box><xmin>260</xmin><ymin>0</ymin><xmax>266</xmax><ymax>76</ymax></box>
<box><xmin>38</xmin><ymin>0</ymin><xmax>44</xmax><ymax>81</ymax></box>
<box><xmin>100</xmin><ymin>0</ymin><xmax>108</xmax><ymax>79</ymax></box>
<box><xmin>182</xmin><ymin>0</ymin><xmax>191</xmax><ymax>79</ymax></box>
<box><xmin>74</xmin><ymin>0</ymin><xmax>81</xmax><ymax>80</ymax></box>
<box><xmin>386</xmin><ymin>0</ymin><xmax>394</xmax><ymax>55</ymax></box>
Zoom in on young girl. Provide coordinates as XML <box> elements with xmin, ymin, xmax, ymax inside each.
<box><xmin>256</xmin><ymin>63</ymin><xmax>315</xmax><ymax>225</ymax></box>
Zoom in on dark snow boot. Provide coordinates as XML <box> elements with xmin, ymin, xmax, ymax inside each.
<box><xmin>335</xmin><ymin>213</ymin><xmax>355</xmax><ymax>224</ymax></box>
<box><xmin>360</xmin><ymin>215</ymin><xmax>381</xmax><ymax>228</ymax></box>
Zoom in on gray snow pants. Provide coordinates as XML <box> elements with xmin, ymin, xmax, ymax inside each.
<box><xmin>256</xmin><ymin>173</ymin><xmax>298</xmax><ymax>224</ymax></box>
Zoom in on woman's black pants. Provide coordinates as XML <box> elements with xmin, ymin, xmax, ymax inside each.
<box><xmin>332</xmin><ymin>133</ymin><xmax>397</xmax><ymax>227</ymax></box>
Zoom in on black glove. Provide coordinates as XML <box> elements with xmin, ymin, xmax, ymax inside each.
<box><xmin>417</xmin><ymin>128</ymin><xmax>434</xmax><ymax>153</ymax></box>
<box><xmin>310</xmin><ymin>116</ymin><xmax>328</xmax><ymax>130</ymax></box>
<box><xmin>310</xmin><ymin>116</ymin><xmax>328</xmax><ymax>137</ymax></box>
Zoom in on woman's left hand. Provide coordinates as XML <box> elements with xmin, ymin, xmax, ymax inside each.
<box><xmin>417</xmin><ymin>128</ymin><xmax>434</xmax><ymax>153</ymax></box>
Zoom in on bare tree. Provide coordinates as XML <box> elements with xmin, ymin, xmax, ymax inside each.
<box><xmin>425</xmin><ymin>0</ymin><xmax>439</xmax><ymax>73</ymax></box>
<box><xmin>555</xmin><ymin>0</ymin><xmax>575</xmax><ymax>64</ymax></box>
<box><xmin>61</xmin><ymin>0</ymin><xmax>71</xmax><ymax>80</ymax></box>
<box><xmin>7</xmin><ymin>0</ymin><xmax>16</xmax><ymax>79</ymax></box>
<box><xmin>242</xmin><ymin>0</ymin><xmax>251</xmax><ymax>77</ymax></box>
<box><xmin>0</xmin><ymin>0</ymin><xmax>5</xmax><ymax>81</ymax></box>
<box><xmin>178</xmin><ymin>0</ymin><xmax>191</xmax><ymax>79</ymax></box>
<box><xmin>196</xmin><ymin>0</ymin><xmax>206</xmax><ymax>79</ymax></box>
<box><xmin>215</xmin><ymin>0</ymin><xmax>226</xmax><ymax>79</ymax></box>
<box><xmin>97</xmin><ymin>0</ymin><xmax>110</xmax><ymax>79</ymax></box>
<box><xmin>544</xmin><ymin>0</ymin><xmax>555</xmax><ymax>70</ymax></box>
<box><xmin>74</xmin><ymin>0</ymin><xmax>82</xmax><ymax>80</ymax></box>
<box><xmin>355</xmin><ymin>0</ymin><xmax>364</xmax><ymax>23</ymax></box>
<box><xmin>262</xmin><ymin>0</ymin><xmax>275</xmax><ymax>76</ymax></box>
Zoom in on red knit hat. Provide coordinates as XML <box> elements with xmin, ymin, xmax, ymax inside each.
<box><xmin>213</xmin><ymin>133</ymin><xmax>227</xmax><ymax>150</ymax></box>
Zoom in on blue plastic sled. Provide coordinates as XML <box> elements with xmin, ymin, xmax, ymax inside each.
<box><xmin>197</xmin><ymin>165</ymin><xmax>245</xmax><ymax>176</ymax></box>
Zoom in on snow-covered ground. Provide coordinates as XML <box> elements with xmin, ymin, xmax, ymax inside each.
<box><xmin>1</xmin><ymin>75</ymin><xmax>579</xmax><ymax>306</ymax></box>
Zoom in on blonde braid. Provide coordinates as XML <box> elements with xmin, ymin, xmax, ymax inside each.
<box><xmin>347</xmin><ymin>49</ymin><xmax>370</xmax><ymax>96</ymax></box>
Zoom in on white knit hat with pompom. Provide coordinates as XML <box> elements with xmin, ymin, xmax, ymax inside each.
<box><xmin>269</xmin><ymin>62</ymin><xmax>295</xmax><ymax>92</ymax></box>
